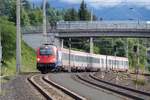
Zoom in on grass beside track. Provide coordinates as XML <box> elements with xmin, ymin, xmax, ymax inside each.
<box><xmin>1</xmin><ymin>43</ymin><xmax>36</xmax><ymax>77</ymax></box>
<box><xmin>0</xmin><ymin>17</ymin><xmax>37</xmax><ymax>78</ymax></box>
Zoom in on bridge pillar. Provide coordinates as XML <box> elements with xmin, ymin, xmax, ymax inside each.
<box><xmin>90</xmin><ymin>37</ymin><xmax>93</xmax><ymax>53</ymax></box>
<box><xmin>53</xmin><ymin>37</ymin><xmax>61</xmax><ymax>47</ymax></box>
<box><xmin>61</xmin><ymin>39</ymin><xmax>64</xmax><ymax>48</ymax></box>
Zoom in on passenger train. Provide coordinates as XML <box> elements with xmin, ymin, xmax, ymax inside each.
<box><xmin>37</xmin><ymin>44</ymin><xmax>129</xmax><ymax>73</ymax></box>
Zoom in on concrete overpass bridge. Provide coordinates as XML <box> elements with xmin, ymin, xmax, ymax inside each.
<box><xmin>22</xmin><ymin>21</ymin><xmax>150</xmax><ymax>38</ymax></box>
<box><xmin>22</xmin><ymin>21</ymin><xmax>150</xmax><ymax>53</ymax></box>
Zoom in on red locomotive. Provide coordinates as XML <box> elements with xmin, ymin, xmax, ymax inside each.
<box><xmin>36</xmin><ymin>44</ymin><xmax>62</xmax><ymax>73</ymax></box>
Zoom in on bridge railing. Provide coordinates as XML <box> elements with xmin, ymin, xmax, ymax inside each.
<box><xmin>21</xmin><ymin>21</ymin><xmax>150</xmax><ymax>34</ymax></box>
<box><xmin>57</xmin><ymin>21</ymin><xmax>150</xmax><ymax>30</ymax></box>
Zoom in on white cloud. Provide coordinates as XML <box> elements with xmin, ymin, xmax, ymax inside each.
<box><xmin>59</xmin><ymin>0</ymin><xmax>82</xmax><ymax>4</ymax></box>
<box><xmin>59</xmin><ymin>0</ymin><xmax>150</xmax><ymax>9</ymax></box>
<box><xmin>127</xmin><ymin>0</ymin><xmax>150</xmax><ymax>9</ymax></box>
<box><xmin>86</xmin><ymin>0</ymin><xmax>123</xmax><ymax>8</ymax></box>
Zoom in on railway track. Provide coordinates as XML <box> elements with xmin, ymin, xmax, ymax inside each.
<box><xmin>76</xmin><ymin>73</ymin><xmax>150</xmax><ymax>100</ymax></box>
<box><xmin>28</xmin><ymin>74</ymin><xmax>86</xmax><ymax>100</ymax></box>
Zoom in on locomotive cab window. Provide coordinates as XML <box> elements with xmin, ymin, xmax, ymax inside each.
<box><xmin>40</xmin><ymin>47</ymin><xmax>54</xmax><ymax>55</ymax></box>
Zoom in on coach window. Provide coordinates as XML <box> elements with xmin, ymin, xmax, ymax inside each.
<box><xmin>94</xmin><ymin>58</ymin><xmax>96</xmax><ymax>63</ymax></box>
<box><xmin>63</xmin><ymin>53</ymin><xmax>67</xmax><ymax>60</ymax></box>
<box><xmin>126</xmin><ymin>61</ymin><xmax>128</xmax><ymax>67</ymax></box>
<box><xmin>77</xmin><ymin>56</ymin><xmax>79</xmax><ymax>61</ymax></box>
<box><xmin>77</xmin><ymin>56</ymin><xmax>79</xmax><ymax>62</ymax></box>
<box><xmin>117</xmin><ymin>61</ymin><xmax>119</xmax><ymax>66</ymax></box>
<box><xmin>101</xmin><ymin>59</ymin><xmax>104</xmax><ymax>65</ymax></box>
<box><xmin>82</xmin><ymin>56</ymin><xmax>84</xmax><ymax>62</ymax></box>
<box><xmin>64</xmin><ymin>53</ymin><xmax>67</xmax><ymax>59</ymax></box>
<box><xmin>71</xmin><ymin>55</ymin><xmax>73</xmax><ymax>61</ymax></box>
<box><xmin>118</xmin><ymin>61</ymin><xmax>120</xmax><ymax>66</ymax></box>
<box><xmin>83</xmin><ymin>56</ymin><xmax>85</xmax><ymax>62</ymax></box>
<box><xmin>108</xmin><ymin>60</ymin><xmax>111</xmax><ymax>65</ymax></box>
<box><xmin>79</xmin><ymin>56</ymin><xmax>81</xmax><ymax>62</ymax></box>
<box><xmin>92</xmin><ymin>58</ymin><xmax>95</xmax><ymax>63</ymax></box>
<box><xmin>111</xmin><ymin>60</ymin><xmax>113</xmax><ymax>65</ymax></box>
<box><xmin>122</xmin><ymin>61</ymin><xmax>123</xmax><ymax>66</ymax></box>
<box><xmin>75</xmin><ymin>55</ymin><xmax>78</xmax><ymax>61</ymax></box>
<box><xmin>80</xmin><ymin>56</ymin><xmax>83</xmax><ymax>62</ymax></box>
<box><xmin>83</xmin><ymin>56</ymin><xmax>86</xmax><ymax>62</ymax></box>
<box><xmin>81</xmin><ymin>56</ymin><xmax>83</xmax><ymax>62</ymax></box>
<box><xmin>124</xmin><ymin>61</ymin><xmax>126</xmax><ymax>67</ymax></box>
<box><xmin>112</xmin><ymin>60</ymin><xmax>114</xmax><ymax>66</ymax></box>
<box><xmin>77</xmin><ymin>55</ymin><xmax>80</xmax><ymax>61</ymax></box>
<box><xmin>99</xmin><ymin>59</ymin><xmax>101</xmax><ymax>64</ymax></box>
<box><xmin>62</xmin><ymin>53</ymin><xmax>65</xmax><ymax>59</ymax></box>
<box><xmin>116</xmin><ymin>61</ymin><xmax>118</xmax><ymax>66</ymax></box>
<box><xmin>114</xmin><ymin>60</ymin><xmax>116</xmax><ymax>66</ymax></box>
<box><xmin>96</xmin><ymin>58</ymin><xmax>99</xmax><ymax>63</ymax></box>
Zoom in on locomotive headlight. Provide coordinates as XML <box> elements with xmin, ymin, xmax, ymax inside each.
<box><xmin>51</xmin><ymin>58</ymin><xmax>56</xmax><ymax>62</ymax></box>
<box><xmin>37</xmin><ymin>58</ymin><xmax>40</xmax><ymax>62</ymax></box>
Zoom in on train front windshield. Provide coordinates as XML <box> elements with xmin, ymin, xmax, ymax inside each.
<box><xmin>40</xmin><ymin>48</ymin><xmax>54</xmax><ymax>55</ymax></box>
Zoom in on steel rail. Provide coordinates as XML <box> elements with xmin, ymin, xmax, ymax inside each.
<box><xmin>76</xmin><ymin>73</ymin><xmax>150</xmax><ymax>100</ymax></box>
<box><xmin>43</xmin><ymin>75</ymin><xmax>86</xmax><ymax>100</ymax></box>
<box><xmin>28</xmin><ymin>75</ymin><xmax>52</xmax><ymax>100</ymax></box>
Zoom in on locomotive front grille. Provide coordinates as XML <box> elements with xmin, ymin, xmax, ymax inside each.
<box><xmin>37</xmin><ymin>63</ymin><xmax>56</xmax><ymax>71</ymax></box>
<box><xmin>37</xmin><ymin>63</ymin><xmax>55</xmax><ymax>67</ymax></box>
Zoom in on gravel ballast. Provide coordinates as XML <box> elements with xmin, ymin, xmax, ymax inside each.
<box><xmin>0</xmin><ymin>75</ymin><xmax>46</xmax><ymax>100</ymax></box>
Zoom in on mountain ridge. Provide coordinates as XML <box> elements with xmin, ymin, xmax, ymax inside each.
<box><xmin>29</xmin><ymin>0</ymin><xmax>150</xmax><ymax>21</ymax></box>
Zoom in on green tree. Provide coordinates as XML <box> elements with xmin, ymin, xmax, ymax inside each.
<box><xmin>93</xmin><ymin>15</ymin><xmax>97</xmax><ymax>21</ymax></box>
<box><xmin>21</xmin><ymin>8</ymin><xmax>30</xmax><ymax>26</ymax></box>
<box><xmin>78</xmin><ymin>0</ymin><xmax>91</xmax><ymax>21</ymax></box>
<box><xmin>28</xmin><ymin>9</ymin><xmax>43</xmax><ymax>25</ymax></box>
<box><xmin>0</xmin><ymin>17</ymin><xmax>16</xmax><ymax>61</ymax></box>
<box><xmin>0</xmin><ymin>0</ymin><xmax>16</xmax><ymax>23</ymax></box>
<box><xmin>40</xmin><ymin>1</ymin><xmax>50</xmax><ymax>10</ymax></box>
<box><xmin>0</xmin><ymin>0</ymin><xmax>9</xmax><ymax>16</ymax></box>
<box><xmin>94</xmin><ymin>38</ymin><xmax>113</xmax><ymax>55</ymax></box>
<box><xmin>22</xmin><ymin>0</ymin><xmax>31</xmax><ymax>10</ymax></box>
<box><xmin>46</xmin><ymin>1</ymin><xmax>50</xmax><ymax>9</ymax></box>
<box><xmin>64</xmin><ymin>8</ymin><xmax>78</xmax><ymax>21</ymax></box>
<box><xmin>127</xmin><ymin>38</ymin><xmax>147</xmax><ymax>70</ymax></box>
<box><xmin>0</xmin><ymin>0</ymin><xmax>16</xmax><ymax>18</ymax></box>
<box><xmin>114</xmin><ymin>39</ymin><xmax>126</xmax><ymax>57</ymax></box>
<box><xmin>47</xmin><ymin>8</ymin><xmax>64</xmax><ymax>28</ymax></box>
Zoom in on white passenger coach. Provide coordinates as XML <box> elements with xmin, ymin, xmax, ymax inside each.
<box><xmin>60</xmin><ymin>48</ymin><xmax>128</xmax><ymax>72</ymax></box>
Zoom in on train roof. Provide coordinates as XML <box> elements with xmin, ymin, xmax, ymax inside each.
<box><xmin>62</xmin><ymin>48</ymin><xmax>128</xmax><ymax>60</ymax></box>
<box><xmin>36</xmin><ymin>44</ymin><xmax>57</xmax><ymax>50</ymax></box>
<box><xmin>39</xmin><ymin>44</ymin><xmax>56</xmax><ymax>48</ymax></box>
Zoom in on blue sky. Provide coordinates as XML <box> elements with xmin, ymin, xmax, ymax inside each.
<box><xmin>29</xmin><ymin>0</ymin><xmax>150</xmax><ymax>20</ymax></box>
<box><xmin>30</xmin><ymin>0</ymin><xmax>150</xmax><ymax>9</ymax></box>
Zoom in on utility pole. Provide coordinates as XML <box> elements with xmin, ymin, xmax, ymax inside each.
<box><xmin>0</xmin><ymin>30</ymin><xmax>2</xmax><ymax>92</ymax></box>
<box><xmin>114</xmin><ymin>45</ymin><xmax>119</xmax><ymax>83</ymax></box>
<box><xmin>114</xmin><ymin>45</ymin><xmax>117</xmax><ymax>70</ymax></box>
<box><xmin>16</xmin><ymin>0</ymin><xmax>21</xmax><ymax>74</ymax></box>
<box><xmin>126</xmin><ymin>38</ymin><xmax>128</xmax><ymax>58</ymax></box>
<box><xmin>90</xmin><ymin>8</ymin><xmax>93</xmax><ymax>21</ymax></box>
<box><xmin>129</xmin><ymin>7</ymin><xmax>141</xmax><ymax>25</ymax></box>
<box><xmin>137</xmin><ymin>39</ymin><xmax>140</xmax><ymax>69</ymax></box>
<box><xmin>68</xmin><ymin>38</ymin><xmax>71</xmax><ymax>72</ymax></box>
<box><xmin>43</xmin><ymin>0</ymin><xmax>47</xmax><ymax>43</ymax></box>
<box><xmin>90</xmin><ymin>37</ymin><xmax>93</xmax><ymax>54</ymax></box>
<box><xmin>145</xmin><ymin>39</ymin><xmax>148</xmax><ymax>73</ymax></box>
<box><xmin>61</xmin><ymin>39</ymin><xmax>64</xmax><ymax>49</ymax></box>
<box><xmin>0</xmin><ymin>32</ymin><xmax>1</xmax><ymax>65</ymax></box>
